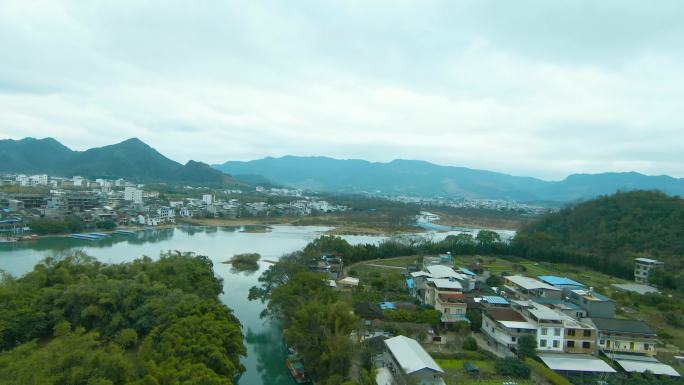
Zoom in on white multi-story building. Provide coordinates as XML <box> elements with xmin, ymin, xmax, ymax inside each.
<box><xmin>29</xmin><ymin>174</ymin><xmax>48</xmax><ymax>185</ymax></box>
<box><xmin>202</xmin><ymin>194</ymin><xmax>214</xmax><ymax>205</ymax></box>
<box><xmin>634</xmin><ymin>258</ymin><xmax>664</xmax><ymax>285</ymax></box>
<box><xmin>73</xmin><ymin>176</ymin><xmax>85</xmax><ymax>187</ymax></box>
<box><xmin>483</xmin><ymin>300</ymin><xmax>598</xmax><ymax>355</ymax></box>
<box><xmin>124</xmin><ymin>187</ymin><xmax>143</xmax><ymax>204</ymax></box>
<box><xmin>15</xmin><ymin>175</ymin><xmax>29</xmax><ymax>186</ymax></box>
<box><xmin>157</xmin><ymin>207</ymin><xmax>175</xmax><ymax>223</ymax></box>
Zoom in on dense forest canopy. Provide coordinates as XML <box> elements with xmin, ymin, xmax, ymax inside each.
<box><xmin>0</xmin><ymin>251</ymin><xmax>245</xmax><ymax>385</ymax></box>
<box><xmin>512</xmin><ymin>190</ymin><xmax>684</xmax><ymax>286</ymax></box>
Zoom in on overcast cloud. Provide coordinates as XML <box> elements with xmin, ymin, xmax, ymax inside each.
<box><xmin>1</xmin><ymin>0</ymin><xmax>683</xmax><ymax>179</ymax></box>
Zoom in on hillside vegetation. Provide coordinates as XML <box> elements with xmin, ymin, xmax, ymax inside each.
<box><xmin>0</xmin><ymin>137</ymin><xmax>232</xmax><ymax>186</ymax></box>
<box><xmin>0</xmin><ymin>252</ymin><xmax>245</xmax><ymax>385</ymax></box>
<box><xmin>214</xmin><ymin>155</ymin><xmax>684</xmax><ymax>201</ymax></box>
<box><xmin>513</xmin><ymin>190</ymin><xmax>684</xmax><ymax>285</ymax></box>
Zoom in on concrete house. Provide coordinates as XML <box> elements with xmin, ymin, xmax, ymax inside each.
<box><xmin>383</xmin><ymin>336</ymin><xmax>445</xmax><ymax>385</ymax></box>
<box><xmin>504</xmin><ymin>275</ymin><xmax>562</xmax><ymax>300</ymax></box>
<box><xmin>482</xmin><ymin>307</ymin><xmax>536</xmax><ymax>350</ymax></box>
<box><xmin>589</xmin><ymin>317</ymin><xmax>658</xmax><ymax>356</ymax></box>
<box><xmin>634</xmin><ymin>258</ymin><xmax>664</xmax><ymax>285</ymax></box>
<box><xmin>567</xmin><ymin>288</ymin><xmax>615</xmax><ymax>318</ymax></box>
<box><xmin>424</xmin><ymin>278</ymin><xmax>468</xmax><ymax>325</ymax></box>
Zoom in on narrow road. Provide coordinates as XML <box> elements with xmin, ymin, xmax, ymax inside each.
<box><xmin>363</xmin><ymin>264</ymin><xmax>405</xmax><ymax>270</ymax></box>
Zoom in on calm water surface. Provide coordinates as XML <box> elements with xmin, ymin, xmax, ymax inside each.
<box><xmin>0</xmin><ymin>223</ymin><xmax>513</xmax><ymax>385</ymax></box>
<box><xmin>0</xmin><ymin>225</ymin><xmax>385</xmax><ymax>385</ymax></box>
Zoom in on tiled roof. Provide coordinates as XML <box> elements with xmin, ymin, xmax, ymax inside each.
<box><xmin>486</xmin><ymin>308</ymin><xmax>526</xmax><ymax>322</ymax></box>
<box><xmin>590</xmin><ymin>317</ymin><xmax>656</xmax><ymax>335</ymax></box>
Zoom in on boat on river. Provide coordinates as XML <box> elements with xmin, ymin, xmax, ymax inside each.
<box><xmin>286</xmin><ymin>354</ymin><xmax>312</xmax><ymax>384</ymax></box>
<box><xmin>114</xmin><ymin>229</ymin><xmax>137</xmax><ymax>235</ymax></box>
<box><xmin>69</xmin><ymin>233</ymin><xmax>111</xmax><ymax>241</ymax></box>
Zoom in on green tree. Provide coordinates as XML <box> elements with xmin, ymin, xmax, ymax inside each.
<box><xmin>517</xmin><ymin>334</ymin><xmax>537</xmax><ymax>358</ymax></box>
<box><xmin>495</xmin><ymin>357</ymin><xmax>530</xmax><ymax>378</ymax></box>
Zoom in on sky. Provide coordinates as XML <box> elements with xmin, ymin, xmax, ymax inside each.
<box><xmin>1</xmin><ymin>0</ymin><xmax>683</xmax><ymax>180</ymax></box>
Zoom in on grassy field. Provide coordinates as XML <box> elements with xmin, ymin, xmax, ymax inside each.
<box><xmin>179</xmin><ymin>215</ymin><xmax>422</xmax><ymax>235</ymax></box>
<box><xmin>455</xmin><ymin>254</ymin><xmax>630</xmax><ymax>291</ymax></box>
<box><xmin>436</xmin><ymin>358</ymin><xmax>533</xmax><ymax>385</ymax></box>
<box><xmin>431</xmin><ymin>208</ymin><xmax>533</xmax><ymax>231</ymax></box>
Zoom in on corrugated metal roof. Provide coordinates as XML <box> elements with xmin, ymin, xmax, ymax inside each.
<box><xmin>425</xmin><ymin>265</ymin><xmax>460</xmax><ymax>279</ymax></box>
<box><xmin>482</xmin><ymin>295</ymin><xmax>509</xmax><ymax>305</ymax></box>
<box><xmin>506</xmin><ymin>275</ymin><xmax>560</xmax><ymax>291</ymax></box>
<box><xmin>384</xmin><ymin>336</ymin><xmax>444</xmax><ymax>374</ymax></box>
<box><xmin>539</xmin><ymin>353</ymin><xmax>616</xmax><ymax>373</ymax></box>
<box><xmin>590</xmin><ymin>317</ymin><xmax>656</xmax><ymax>335</ymax></box>
<box><xmin>615</xmin><ymin>358</ymin><xmax>680</xmax><ymax>376</ymax></box>
<box><xmin>499</xmin><ymin>321</ymin><xmax>536</xmax><ymax>329</ymax></box>
<box><xmin>427</xmin><ymin>278</ymin><xmax>462</xmax><ymax>290</ymax></box>
<box><xmin>538</xmin><ymin>275</ymin><xmax>585</xmax><ymax>287</ymax></box>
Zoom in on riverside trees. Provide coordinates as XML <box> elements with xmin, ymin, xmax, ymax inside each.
<box><xmin>0</xmin><ymin>251</ymin><xmax>246</xmax><ymax>385</ymax></box>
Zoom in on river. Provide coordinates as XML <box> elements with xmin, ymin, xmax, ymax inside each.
<box><xmin>0</xmin><ymin>223</ymin><xmax>514</xmax><ymax>384</ymax></box>
<box><xmin>0</xmin><ymin>225</ymin><xmax>387</xmax><ymax>385</ymax></box>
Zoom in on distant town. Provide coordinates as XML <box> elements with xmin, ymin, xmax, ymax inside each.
<box><xmin>386</xmin><ymin>194</ymin><xmax>553</xmax><ymax>216</ymax></box>
<box><xmin>0</xmin><ymin>172</ymin><xmax>348</xmax><ymax>240</ymax></box>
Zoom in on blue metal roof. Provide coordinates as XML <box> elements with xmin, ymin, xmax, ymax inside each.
<box><xmin>458</xmin><ymin>267</ymin><xmax>476</xmax><ymax>276</ymax></box>
<box><xmin>538</xmin><ymin>275</ymin><xmax>585</xmax><ymax>287</ymax></box>
<box><xmin>482</xmin><ymin>296</ymin><xmax>509</xmax><ymax>305</ymax></box>
<box><xmin>405</xmin><ymin>277</ymin><xmax>414</xmax><ymax>289</ymax></box>
<box><xmin>379</xmin><ymin>302</ymin><xmax>396</xmax><ymax>310</ymax></box>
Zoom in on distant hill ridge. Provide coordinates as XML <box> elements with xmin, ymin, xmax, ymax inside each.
<box><xmin>0</xmin><ymin>137</ymin><xmax>232</xmax><ymax>186</ymax></box>
<box><xmin>213</xmin><ymin>155</ymin><xmax>684</xmax><ymax>202</ymax></box>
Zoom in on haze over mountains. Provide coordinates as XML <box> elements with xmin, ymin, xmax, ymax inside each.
<box><xmin>214</xmin><ymin>156</ymin><xmax>684</xmax><ymax>203</ymax></box>
<box><xmin>2</xmin><ymin>137</ymin><xmax>684</xmax><ymax>202</ymax></box>
<box><xmin>0</xmin><ymin>137</ymin><xmax>232</xmax><ymax>186</ymax></box>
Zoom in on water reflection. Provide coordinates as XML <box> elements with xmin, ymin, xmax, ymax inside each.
<box><xmin>245</xmin><ymin>326</ymin><xmax>295</xmax><ymax>385</ymax></box>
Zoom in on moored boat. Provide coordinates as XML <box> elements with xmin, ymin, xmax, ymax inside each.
<box><xmin>286</xmin><ymin>354</ymin><xmax>312</xmax><ymax>384</ymax></box>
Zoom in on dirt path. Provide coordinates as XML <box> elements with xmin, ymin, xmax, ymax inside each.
<box><xmin>363</xmin><ymin>264</ymin><xmax>405</xmax><ymax>270</ymax></box>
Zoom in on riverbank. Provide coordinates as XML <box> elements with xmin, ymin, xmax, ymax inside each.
<box><xmin>430</xmin><ymin>210</ymin><xmax>528</xmax><ymax>231</ymax></box>
<box><xmin>178</xmin><ymin>216</ymin><xmax>423</xmax><ymax>235</ymax></box>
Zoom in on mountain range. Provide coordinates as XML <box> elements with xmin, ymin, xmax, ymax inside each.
<box><xmin>3</xmin><ymin>137</ymin><xmax>683</xmax><ymax>202</ymax></box>
<box><xmin>213</xmin><ymin>156</ymin><xmax>684</xmax><ymax>203</ymax></box>
<box><xmin>0</xmin><ymin>137</ymin><xmax>232</xmax><ymax>186</ymax></box>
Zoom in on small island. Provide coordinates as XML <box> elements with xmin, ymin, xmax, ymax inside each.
<box><xmin>224</xmin><ymin>252</ymin><xmax>261</xmax><ymax>271</ymax></box>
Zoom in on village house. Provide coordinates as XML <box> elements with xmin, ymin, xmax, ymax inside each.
<box><xmin>633</xmin><ymin>257</ymin><xmax>664</xmax><ymax>285</ymax></box>
<box><xmin>482</xmin><ymin>307</ymin><xmax>537</xmax><ymax>350</ymax></box>
<box><xmin>383</xmin><ymin>336</ymin><xmax>446</xmax><ymax>385</ymax></box>
<box><xmin>588</xmin><ymin>317</ymin><xmax>658</xmax><ymax>356</ymax></box>
<box><xmin>567</xmin><ymin>287</ymin><xmax>615</xmax><ymax>318</ymax></box>
<box><xmin>424</xmin><ymin>278</ymin><xmax>468</xmax><ymax>325</ymax></box>
<box><xmin>504</xmin><ymin>275</ymin><xmax>562</xmax><ymax>300</ymax></box>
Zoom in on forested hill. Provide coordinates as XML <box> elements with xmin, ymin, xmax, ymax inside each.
<box><xmin>0</xmin><ymin>252</ymin><xmax>246</xmax><ymax>385</ymax></box>
<box><xmin>513</xmin><ymin>190</ymin><xmax>684</xmax><ymax>279</ymax></box>
<box><xmin>0</xmin><ymin>137</ymin><xmax>233</xmax><ymax>186</ymax></box>
<box><xmin>213</xmin><ymin>156</ymin><xmax>684</xmax><ymax>202</ymax></box>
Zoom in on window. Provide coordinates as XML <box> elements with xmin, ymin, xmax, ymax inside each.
<box><xmin>553</xmin><ymin>340</ymin><xmax>560</xmax><ymax>348</ymax></box>
<box><xmin>583</xmin><ymin>342</ymin><xmax>591</xmax><ymax>349</ymax></box>
<box><xmin>630</xmin><ymin>342</ymin><xmax>635</xmax><ymax>350</ymax></box>
<box><xmin>511</xmin><ymin>337</ymin><xmax>517</xmax><ymax>342</ymax></box>
<box><xmin>540</xmin><ymin>339</ymin><xmax>547</xmax><ymax>347</ymax></box>
<box><xmin>541</xmin><ymin>328</ymin><xmax>548</xmax><ymax>336</ymax></box>
<box><xmin>554</xmin><ymin>328</ymin><xmax>561</xmax><ymax>336</ymax></box>
<box><xmin>644</xmin><ymin>343</ymin><xmax>650</xmax><ymax>350</ymax></box>
<box><xmin>444</xmin><ymin>308</ymin><xmax>450</xmax><ymax>314</ymax></box>
<box><xmin>567</xmin><ymin>341</ymin><xmax>575</xmax><ymax>348</ymax></box>
<box><xmin>583</xmin><ymin>330</ymin><xmax>592</xmax><ymax>337</ymax></box>
<box><xmin>567</xmin><ymin>329</ymin><xmax>576</xmax><ymax>336</ymax></box>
